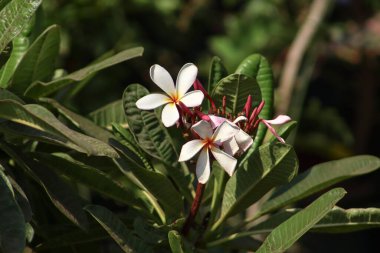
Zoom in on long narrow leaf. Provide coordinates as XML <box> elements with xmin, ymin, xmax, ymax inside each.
<box><xmin>255</xmin><ymin>188</ymin><xmax>346</xmax><ymax>253</ymax></box>
<box><xmin>24</xmin><ymin>47</ymin><xmax>144</xmax><ymax>98</ymax></box>
<box><xmin>0</xmin><ymin>166</ymin><xmax>25</xmax><ymax>253</ymax></box>
<box><xmin>85</xmin><ymin>205</ymin><xmax>153</xmax><ymax>253</ymax></box>
<box><xmin>256</xmin><ymin>155</ymin><xmax>380</xmax><ymax>217</ymax></box>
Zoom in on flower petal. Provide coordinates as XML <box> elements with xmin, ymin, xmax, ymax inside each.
<box><xmin>136</xmin><ymin>93</ymin><xmax>170</xmax><ymax>110</ymax></box>
<box><xmin>265</xmin><ymin>115</ymin><xmax>291</xmax><ymax>125</ymax></box>
<box><xmin>150</xmin><ymin>64</ymin><xmax>176</xmax><ymax>95</ymax></box>
<box><xmin>210</xmin><ymin>147</ymin><xmax>237</xmax><ymax>176</ymax></box>
<box><xmin>213</xmin><ymin>121</ymin><xmax>239</xmax><ymax>144</ymax></box>
<box><xmin>235</xmin><ymin>130</ymin><xmax>253</xmax><ymax>152</ymax></box>
<box><xmin>233</xmin><ymin>116</ymin><xmax>248</xmax><ymax>124</ymax></box>
<box><xmin>180</xmin><ymin>90</ymin><xmax>204</xmax><ymax>107</ymax></box>
<box><xmin>223</xmin><ymin>137</ymin><xmax>239</xmax><ymax>156</ymax></box>
<box><xmin>161</xmin><ymin>103</ymin><xmax>179</xmax><ymax>127</ymax></box>
<box><xmin>209</xmin><ymin>115</ymin><xmax>227</xmax><ymax>129</ymax></box>
<box><xmin>176</xmin><ymin>63</ymin><xmax>198</xmax><ymax>98</ymax></box>
<box><xmin>178</xmin><ymin>139</ymin><xmax>204</xmax><ymax>162</ymax></box>
<box><xmin>192</xmin><ymin>120</ymin><xmax>213</xmax><ymax>139</ymax></box>
<box><xmin>262</xmin><ymin>120</ymin><xmax>285</xmax><ymax>143</ymax></box>
<box><xmin>196</xmin><ymin>148</ymin><xmax>210</xmax><ymax>184</ymax></box>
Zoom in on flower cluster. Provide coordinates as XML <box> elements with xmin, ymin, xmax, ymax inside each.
<box><xmin>136</xmin><ymin>63</ymin><xmax>291</xmax><ymax>184</ymax></box>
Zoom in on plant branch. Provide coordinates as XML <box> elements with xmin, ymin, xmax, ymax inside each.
<box><xmin>182</xmin><ymin>182</ymin><xmax>205</xmax><ymax>236</ymax></box>
<box><xmin>276</xmin><ymin>0</ymin><xmax>332</xmax><ymax>115</ymax></box>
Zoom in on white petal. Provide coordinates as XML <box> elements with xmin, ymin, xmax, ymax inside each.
<box><xmin>210</xmin><ymin>147</ymin><xmax>237</xmax><ymax>177</ymax></box>
<box><xmin>196</xmin><ymin>148</ymin><xmax>210</xmax><ymax>184</ymax></box>
<box><xmin>213</xmin><ymin>121</ymin><xmax>239</xmax><ymax>144</ymax></box>
<box><xmin>180</xmin><ymin>90</ymin><xmax>204</xmax><ymax>107</ymax></box>
<box><xmin>265</xmin><ymin>115</ymin><xmax>291</xmax><ymax>125</ymax></box>
<box><xmin>161</xmin><ymin>103</ymin><xmax>179</xmax><ymax>127</ymax></box>
<box><xmin>150</xmin><ymin>64</ymin><xmax>176</xmax><ymax>95</ymax></box>
<box><xmin>235</xmin><ymin>130</ymin><xmax>253</xmax><ymax>152</ymax></box>
<box><xmin>191</xmin><ymin>120</ymin><xmax>213</xmax><ymax>139</ymax></box>
<box><xmin>223</xmin><ymin>137</ymin><xmax>239</xmax><ymax>156</ymax></box>
<box><xmin>178</xmin><ymin>139</ymin><xmax>204</xmax><ymax>162</ymax></box>
<box><xmin>136</xmin><ymin>93</ymin><xmax>170</xmax><ymax>110</ymax></box>
<box><xmin>209</xmin><ymin>115</ymin><xmax>227</xmax><ymax>129</ymax></box>
<box><xmin>176</xmin><ymin>63</ymin><xmax>198</xmax><ymax>98</ymax></box>
<box><xmin>233</xmin><ymin>116</ymin><xmax>248</xmax><ymax>124</ymax></box>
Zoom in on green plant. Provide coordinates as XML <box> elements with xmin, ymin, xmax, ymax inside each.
<box><xmin>1</xmin><ymin>2</ymin><xmax>380</xmax><ymax>253</ymax></box>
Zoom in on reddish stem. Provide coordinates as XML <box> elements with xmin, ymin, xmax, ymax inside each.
<box><xmin>181</xmin><ymin>183</ymin><xmax>205</xmax><ymax>236</ymax></box>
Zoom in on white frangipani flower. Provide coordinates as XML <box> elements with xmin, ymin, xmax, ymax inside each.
<box><xmin>136</xmin><ymin>63</ymin><xmax>204</xmax><ymax>127</ymax></box>
<box><xmin>178</xmin><ymin>120</ymin><xmax>239</xmax><ymax>184</ymax></box>
<box><xmin>209</xmin><ymin>115</ymin><xmax>253</xmax><ymax>156</ymax></box>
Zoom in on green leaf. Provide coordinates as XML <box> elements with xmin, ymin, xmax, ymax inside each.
<box><xmin>250</xmin><ymin>207</ymin><xmax>380</xmax><ymax>235</ymax></box>
<box><xmin>168</xmin><ymin>230</ymin><xmax>184</xmax><ymax>253</ymax></box>
<box><xmin>123</xmin><ymin>83</ymin><xmax>194</xmax><ymax>201</ymax></box>
<box><xmin>24</xmin><ymin>47</ymin><xmax>144</xmax><ymax>98</ymax></box>
<box><xmin>32</xmin><ymin>152</ymin><xmax>146</xmax><ymax>208</ymax></box>
<box><xmin>42</xmin><ymin>98</ymin><xmax>114</xmax><ymax>143</ymax></box>
<box><xmin>0</xmin><ymin>165</ymin><xmax>25</xmax><ymax>253</ymax></box>
<box><xmin>207</xmin><ymin>56</ymin><xmax>228</xmax><ymax>94</ymax></box>
<box><xmin>0</xmin><ymin>142</ymin><xmax>89</xmax><ymax>230</ymax></box>
<box><xmin>236</xmin><ymin>54</ymin><xmax>274</xmax><ymax>160</ymax></box>
<box><xmin>0</xmin><ymin>100</ymin><xmax>118</xmax><ymax>157</ymax></box>
<box><xmin>313</xmin><ymin>207</ymin><xmax>380</xmax><ymax>233</ymax></box>
<box><xmin>0</xmin><ymin>0</ymin><xmax>41</xmax><ymax>53</ymax></box>
<box><xmin>88</xmin><ymin>99</ymin><xmax>127</xmax><ymax>129</ymax></box>
<box><xmin>215</xmin><ymin>143</ymin><xmax>298</xmax><ymax>229</ymax></box>
<box><xmin>257</xmin><ymin>155</ymin><xmax>380</xmax><ymax>217</ymax></box>
<box><xmin>211</xmin><ymin>73</ymin><xmax>261</xmax><ymax>115</ymax></box>
<box><xmin>84</xmin><ymin>205</ymin><xmax>153</xmax><ymax>253</ymax></box>
<box><xmin>256</xmin><ymin>188</ymin><xmax>346</xmax><ymax>253</ymax></box>
<box><xmin>0</xmin><ymin>89</ymin><xmax>24</xmax><ymax>103</ymax></box>
<box><xmin>9</xmin><ymin>25</ymin><xmax>60</xmax><ymax>94</ymax></box>
<box><xmin>112</xmin><ymin>140</ymin><xmax>184</xmax><ymax>219</ymax></box>
<box><xmin>0</xmin><ymin>20</ymin><xmax>32</xmax><ymax>88</ymax></box>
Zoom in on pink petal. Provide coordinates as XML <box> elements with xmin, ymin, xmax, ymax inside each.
<box><xmin>178</xmin><ymin>139</ymin><xmax>204</xmax><ymax>162</ymax></box>
<box><xmin>136</xmin><ymin>93</ymin><xmax>170</xmax><ymax>110</ymax></box>
<box><xmin>265</xmin><ymin>115</ymin><xmax>291</xmax><ymax>125</ymax></box>
<box><xmin>213</xmin><ymin>121</ymin><xmax>239</xmax><ymax>144</ymax></box>
<box><xmin>262</xmin><ymin>120</ymin><xmax>285</xmax><ymax>143</ymax></box>
<box><xmin>196</xmin><ymin>148</ymin><xmax>211</xmax><ymax>184</ymax></box>
<box><xmin>209</xmin><ymin>115</ymin><xmax>227</xmax><ymax>129</ymax></box>
<box><xmin>150</xmin><ymin>64</ymin><xmax>176</xmax><ymax>95</ymax></box>
<box><xmin>210</xmin><ymin>146</ymin><xmax>237</xmax><ymax>176</ymax></box>
<box><xmin>180</xmin><ymin>90</ymin><xmax>204</xmax><ymax>107</ymax></box>
<box><xmin>223</xmin><ymin>137</ymin><xmax>239</xmax><ymax>156</ymax></box>
<box><xmin>161</xmin><ymin>103</ymin><xmax>179</xmax><ymax>127</ymax></box>
<box><xmin>192</xmin><ymin>120</ymin><xmax>213</xmax><ymax>139</ymax></box>
<box><xmin>176</xmin><ymin>63</ymin><xmax>198</xmax><ymax>98</ymax></box>
<box><xmin>234</xmin><ymin>130</ymin><xmax>253</xmax><ymax>152</ymax></box>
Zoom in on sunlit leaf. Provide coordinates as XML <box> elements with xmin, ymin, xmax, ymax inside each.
<box><xmin>257</xmin><ymin>155</ymin><xmax>380</xmax><ymax>217</ymax></box>
<box><xmin>0</xmin><ymin>0</ymin><xmax>41</xmax><ymax>53</ymax></box>
<box><xmin>211</xmin><ymin>73</ymin><xmax>261</xmax><ymax>115</ymax></box>
<box><xmin>255</xmin><ymin>188</ymin><xmax>346</xmax><ymax>253</ymax></box>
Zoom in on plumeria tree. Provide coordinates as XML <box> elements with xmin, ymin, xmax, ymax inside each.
<box><xmin>1</xmin><ymin>1</ymin><xmax>380</xmax><ymax>253</ymax></box>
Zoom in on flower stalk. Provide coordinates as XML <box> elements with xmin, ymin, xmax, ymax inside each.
<box><xmin>182</xmin><ymin>183</ymin><xmax>205</xmax><ymax>236</ymax></box>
